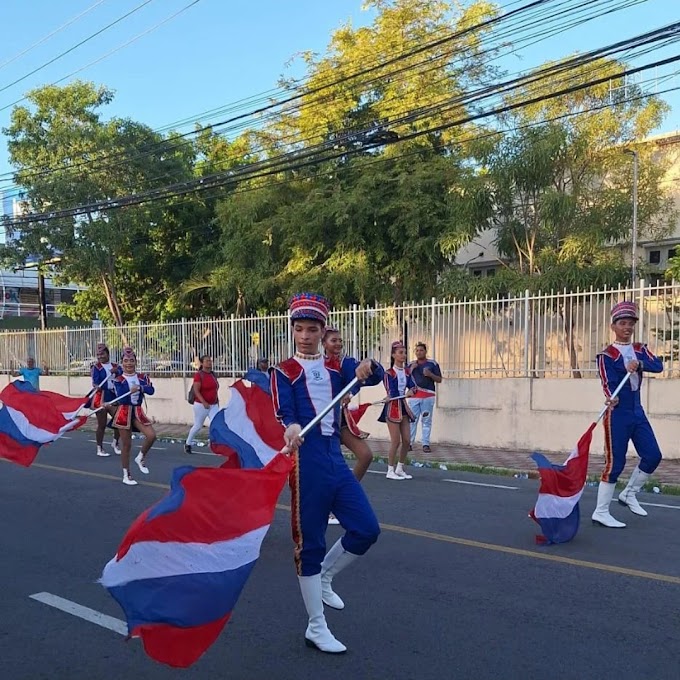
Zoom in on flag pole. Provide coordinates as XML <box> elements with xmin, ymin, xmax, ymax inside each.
<box><xmin>86</xmin><ymin>390</ymin><xmax>134</xmax><ymax>417</ymax></box>
<box><xmin>298</xmin><ymin>377</ymin><xmax>360</xmax><ymax>439</ymax></box>
<box><xmin>368</xmin><ymin>394</ymin><xmax>411</xmax><ymax>407</ymax></box>
<box><xmin>595</xmin><ymin>372</ymin><xmax>631</xmax><ymax>423</ymax></box>
<box><xmin>71</xmin><ymin>375</ymin><xmax>111</xmax><ymax>419</ymax></box>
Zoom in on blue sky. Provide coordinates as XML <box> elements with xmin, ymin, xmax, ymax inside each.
<box><xmin>0</xmin><ymin>0</ymin><xmax>677</xmax><ymax>189</ymax></box>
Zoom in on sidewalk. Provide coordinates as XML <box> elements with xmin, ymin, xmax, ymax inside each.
<box><xmin>81</xmin><ymin>420</ymin><xmax>680</xmax><ymax>487</ymax></box>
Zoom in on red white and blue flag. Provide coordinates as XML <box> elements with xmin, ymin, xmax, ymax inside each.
<box><xmin>0</xmin><ymin>381</ymin><xmax>88</xmax><ymax>467</ymax></box>
<box><xmin>209</xmin><ymin>376</ymin><xmax>283</xmax><ymax>469</ymax></box>
<box><xmin>529</xmin><ymin>423</ymin><xmax>595</xmax><ymax>545</ymax></box>
<box><xmin>101</xmin><ymin>378</ymin><xmax>290</xmax><ymax>668</ymax></box>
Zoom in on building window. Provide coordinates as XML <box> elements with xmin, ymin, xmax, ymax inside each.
<box><xmin>472</xmin><ymin>269</ymin><xmax>483</xmax><ymax>277</ymax></box>
<box><xmin>669</xmin><ymin>248</ymin><xmax>677</xmax><ymax>260</ymax></box>
<box><xmin>486</xmin><ymin>268</ymin><xmax>496</xmax><ymax>277</ymax></box>
<box><xmin>649</xmin><ymin>250</ymin><xmax>661</xmax><ymax>264</ymax></box>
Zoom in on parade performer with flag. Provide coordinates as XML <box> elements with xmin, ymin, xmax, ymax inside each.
<box><xmin>0</xmin><ymin>381</ymin><xmax>89</xmax><ymax>466</ymax></box>
<box><xmin>90</xmin><ymin>343</ymin><xmax>122</xmax><ymax>457</ymax></box>
<box><xmin>110</xmin><ymin>347</ymin><xmax>156</xmax><ymax>486</ymax></box>
<box><xmin>272</xmin><ymin>293</ymin><xmax>384</xmax><ymax>654</ymax></box>
<box><xmin>591</xmin><ymin>301</ymin><xmax>664</xmax><ymax>528</ymax></box>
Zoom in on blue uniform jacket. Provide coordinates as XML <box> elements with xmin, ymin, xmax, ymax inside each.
<box><xmin>113</xmin><ymin>373</ymin><xmax>155</xmax><ymax>405</ymax></box>
<box><xmin>271</xmin><ymin>355</ymin><xmax>384</xmax><ymax>442</ymax></box>
<box><xmin>597</xmin><ymin>343</ymin><xmax>663</xmax><ymax>411</ymax></box>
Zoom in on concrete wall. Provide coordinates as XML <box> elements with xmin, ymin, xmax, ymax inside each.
<box><xmin>5</xmin><ymin>374</ymin><xmax>678</xmax><ymax>459</ymax></box>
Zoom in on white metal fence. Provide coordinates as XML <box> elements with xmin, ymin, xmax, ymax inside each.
<box><xmin>1</xmin><ymin>281</ymin><xmax>679</xmax><ymax>379</ymax></box>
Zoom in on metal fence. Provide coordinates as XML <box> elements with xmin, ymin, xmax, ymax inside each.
<box><xmin>1</xmin><ymin>281</ymin><xmax>679</xmax><ymax>379</ymax></box>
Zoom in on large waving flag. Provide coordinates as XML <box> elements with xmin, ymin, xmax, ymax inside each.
<box><xmin>529</xmin><ymin>423</ymin><xmax>596</xmax><ymax>545</ymax></box>
<box><xmin>0</xmin><ymin>381</ymin><xmax>88</xmax><ymax>466</ymax></box>
<box><xmin>102</xmin><ymin>377</ymin><xmax>290</xmax><ymax>668</ymax></box>
<box><xmin>209</xmin><ymin>376</ymin><xmax>283</xmax><ymax>469</ymax></box>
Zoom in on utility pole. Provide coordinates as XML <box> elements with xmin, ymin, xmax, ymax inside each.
<box><xmin>624</xmin><ymin>149</ymin><xmax>639</xmax><ymax>285</ymax></box>
<box><xmin>37</xmin><ymin>269</ymin><xmax>48</xmax><ymax>330</ymax></box>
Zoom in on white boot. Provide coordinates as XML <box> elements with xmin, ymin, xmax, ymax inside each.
<box><xmin>618</xmin><ymin>467</ymin><xmax>650</xmax><ymax>516</ymax></box>
<box><xmin>298</xmin><ymin>575</ymin><xmax>346</xmax><ymax>654</ymax></box>
<box><xmin>96</xmin><ymin>446</ymin><xmax>110</xmax><ymax>457</ymax></box>
<box><xmin>386</xmin><ymin>465</ymin><xmax>404</xmax><ymax>480</ymax></box>
<box><xmin>395</xmin><ymin>462</ymin><xmax>413</xmax><ymax>479</ymax></box>
<box><xmin>320</xmin><ymin>539</ymin><xmax>358</xmax><ymax>610</ymax></box>
<box><xmin>122</xmin><ymin>470</ymin><xmax>138</xmax><ymax>486</ymax></box>
<box><xmin>591</xmin><ymin>482</ymin><xmax>626</xmax><ymax>528</ymax></box>
<box><xmin>135</xmin><ymin>451</ymin><xmax>149</xmax><ymax>475</ymax></box>
<box><xmin>112</xmin><ymin>440</ymin><xmax>121</xmax><ymax>455</ymax></box>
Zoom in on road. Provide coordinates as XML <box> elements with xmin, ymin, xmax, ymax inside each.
<box><xmin>1</xmin><ymin>432</ymin><xmax>679</xmax><ymax>680</ymax></box>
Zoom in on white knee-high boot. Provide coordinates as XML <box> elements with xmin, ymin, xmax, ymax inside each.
<box><xmin>618</xmin><ymin>466</ymin><xmax>650</xmax><ymax>516</ymax></box>
<box><xmin>320</xmin><ymin>539</ymin><xmax>358</xmax><ymax>610</ymax></box>
<box><xmin>591</xmin><ymin>482</ymin><xmax>626</xmax><ymax>528</ymax></box>
<box><xmin>298</xmin><ymin>575</ymin><xmax>347</xmax><ymax>654</ymax></box>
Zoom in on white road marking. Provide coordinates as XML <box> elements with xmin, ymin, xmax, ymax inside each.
<box><xmin>640</xmin><ymin>501</ymin><xmax>680</xmax><ymax>510</ymax></box>
<box><xmin>29</xmin><ymin>592</ymin><xmax>127</xmax><ymax>636</ymax></box>
<box><xmin>366</xmin><ymin>469</ymin><xmax>386</xmax><ymax>475</ymax></box>
<box><xmin>443</xmin><ymin>479</ymin><xmax>519</xmax><ymax>490</ymax></box>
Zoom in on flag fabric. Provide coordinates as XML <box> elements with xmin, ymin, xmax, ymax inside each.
<box><xmin>102</xmin><ymin>377</ymin><xmax>291</xmax><ymax>668</ymax></box>
<box><xmin>529</xmin><ymin>423</ymin><xmax>596</xmax><ymax>545</ymax></box>
<box><xmin>0</xmin><ymin>381</ymin><xmax>88</xmax><ymax>467</ymax></box>
<box><xmin>210</xmin><ymin>378</ymin><xmax>285</xmax><ymax>469</ymax></box>
<box><xmin>343</xmin><ymin>402</ymin><xmax>371</xmax><ymax>439</ymax></box>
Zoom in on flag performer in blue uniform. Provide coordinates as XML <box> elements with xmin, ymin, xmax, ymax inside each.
<box><xmin>271</xmin><ymin>293</ymin><xmax>384</xmax><ymax>654</ymax></box>
<box><xmin>591</xmin><ymin>301</ymin><xmax>664</xmax><ymax>528</ymax></box>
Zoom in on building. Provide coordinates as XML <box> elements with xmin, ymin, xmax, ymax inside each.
<box><xmin>454</xmin><ymin>130</ymin><xmax>680</xmax><ymax>280</ymax></box>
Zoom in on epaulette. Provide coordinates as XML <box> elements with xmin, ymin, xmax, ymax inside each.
<box><xmin>275</xmin><ymin>358</ymin><xmax>304</xmax><ymax>382</ymax></box>
<box><xmin>599</xmin><ymin>345</ymin><xmax>622</xmax><ymax>361</ymax></box>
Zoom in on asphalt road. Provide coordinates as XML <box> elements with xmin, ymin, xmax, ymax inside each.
<box><xmin>1</xmin><ymin>432</ymin><xmax>680</xmax><ymax>680</ymax></box>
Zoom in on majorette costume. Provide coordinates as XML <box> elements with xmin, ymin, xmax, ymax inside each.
<box><xmin>592</xmin><ymin>301</ymin><xmax>663</xmax><ymax>528</ymax></box>
<box><xmin>111</xmin><ymin>350</ymin><xmax>155</xmax><ymax>431</ymax></box>
<box><xmin>271</xmin><ymin>293</ymin><xmax>384</xmax><ymax>654</ymax></box>
<box><xmin>90</xmin><ymin>343</ymin><xmax>121</xmax><ymax>409</ymax></box>
<box><xmin>378</xmin><ymin>357</ymin><xmax>416</xmax><ymax>424</ymax></box>
<box><xmin>323</xmin><ymin>327</ymin><xmax>369</xmax><ymax>440</ymax></box>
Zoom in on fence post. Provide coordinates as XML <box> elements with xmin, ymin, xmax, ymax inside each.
<box><xmin>352</xmin><ymin>304</ymin><xmax>358</xmax><ymax>358</ymax></box>
<box><xmin>523</xmin><ymin>289</ymin><xmax>531</xmax><ymax>378</ymax></box>
<box><xmin>181</xmin><ymin>317</ymin><xmax>187</xmax><ymax>381</ymax></box>
<box><xmin>431</xmin><ymin>297</ymin><xmax>437</xmax><ymax>360</ymax></box>
<box><xmin>638</xmin><ymin>278</ymin><xmax>646</xmax><ymax>339</ymax></box>
<box><xmin>287</xmin><ymin>310</ymin><xmax>293</xmax><ymax>358</ymax></box>
<box><xmin>230</xmin><ymin>314</ymin><xmax>236</xmax><ymax>377</ymax></box>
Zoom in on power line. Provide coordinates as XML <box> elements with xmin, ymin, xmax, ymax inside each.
<box><xmin>5</xmin><ymin>42</ymin><xmax>677</xmax><ymax>230</ymax></box>
<box><xmin>0</xmin><ymin>0</ymin><xmax>204</xmax><ymax>115</ymax></box>
<box><xmin>0</xmin><ymin>0</ymin><xmax>156</xmax><ymax>95</ymax></box>
<box><xmin>0</xmin><ymin>0</ymin><xmax>639</xmax><ymax>192</ymax></box>
<box><xmin>0</xmin><ymin>1</ymin><xmax>108</xmax><ymax>73</ymax></box>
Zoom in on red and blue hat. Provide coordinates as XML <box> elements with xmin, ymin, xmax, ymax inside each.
<box><xmin>611</xmin><ymin>301</ymin><xmax>639</xmax><ymax>323</ymax></box>
<box><xmin>289</xmin><ymin>293</ymin><xmax>329</xmax><ymax>324</ymax></box>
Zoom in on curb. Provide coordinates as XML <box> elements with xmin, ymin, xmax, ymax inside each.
<box><xmin>77</xmin><ymin>425</ymin><xmax>680</xmax><ymax>496</ymax></box>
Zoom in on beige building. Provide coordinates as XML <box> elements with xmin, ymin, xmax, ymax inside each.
<box><xmin>455</xmin><ymin>129</ymin><xmax>680</xmax><ymax>279</ymax></box>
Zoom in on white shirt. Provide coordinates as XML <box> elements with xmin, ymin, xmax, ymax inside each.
<box><xmin>123</xmin><ymin>373</ymin><xmax>142</xmax><ymax>405</ymax></box>
<box><xmin>294</xmin><ymin>355</ymin><xmax>334</xmax><ymax>436</ymax></box>
<box><xmin>395</xmin><ymin>366</ymin><xmax>407</xmax><ymax>396</ymax></box>
<box><xmin>614</xmin><ymin>343</ymin><xmax>640</xmax><ymax>391</ymax></box>
<box><xmin>102</xmin><ymin>362</ymin><xmax>115</xmax><ymax>391</ymax></box>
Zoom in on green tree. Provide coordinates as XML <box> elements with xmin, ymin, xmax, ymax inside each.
<box><xmin>1</xmin><ymin>81</ymin><xmax>208</xmax><ymax>324</ymax></box>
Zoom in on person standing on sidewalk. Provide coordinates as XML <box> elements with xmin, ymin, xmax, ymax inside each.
<box><xmin>184</xmin><ymin>355</ymin><xmax>220</xmax><ymax>454</ymax></box>
<box><xmin>591</xmin><ymin>301</ymin><xmax>664</xmax><ymax>528</ymax></box>
<box><xmin>13</xmin><ymin>357</ymin><xmax>49</xmax><ymax>390</ymax></box>
<box><xmin>408</xmin><ymin>342</ymin><xmax>442</xmax><ymax>453</ymax></box>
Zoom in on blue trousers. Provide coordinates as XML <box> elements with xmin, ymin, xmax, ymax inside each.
<box><xmin>409</xmin><ymin>396</ymin><xmax>436</xmax><ymax>446</ymax></box>
<box><xmin>602</xmin><ymin>407</ymin><xmax>662</xmax><ymax>483</ymax></box>
<box><xmin>290</xmin><ymin>435</ymin><xmax>380</xmax><ymax>576</ymax></box>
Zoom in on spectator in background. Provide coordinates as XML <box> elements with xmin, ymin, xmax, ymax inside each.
<box><xmin>256</xmin><ymin>357</ymin><xmax>270</xmax><ymax>374</ymax></box>
<box><xmin>185</xmin><ymin>355</ymin><xmax>220</xmax><ymax>454</ymax></box>
<box><xmin>13</xmin><ymin>357</ymin><xmax>49</xmax><ymax>390</ymax></box>
<box><xmin>408</xmin><ymin>342</ymin><xmax>442</xmax><ymax>453</ymax></box>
